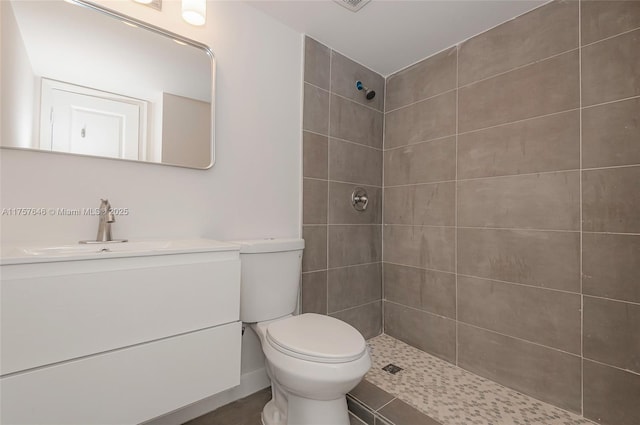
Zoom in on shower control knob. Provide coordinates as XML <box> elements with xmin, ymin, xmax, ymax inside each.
<box><xmin>351</xmin><ymin>187</ymin><xmax>369</xmax><ymax>212</ymax></box>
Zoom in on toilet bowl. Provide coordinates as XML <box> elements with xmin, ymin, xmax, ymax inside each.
<box><xmin>232</xmin><ymin>239</ymin><xmax>371</xmax><ymax>425</ymax></box>
<box><xmin>252</xmin><ymin>314</ymin><xmax>371</xmax><ymax>425</ymax></box>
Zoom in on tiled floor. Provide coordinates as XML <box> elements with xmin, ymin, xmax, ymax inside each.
<box><xmin>185</xmin><ymin>334</ymin><xmax>598</xmax><ymax>425</ymax></box>
<box><xmin>357</xmin><ymin>334</ymin><xmax>597</xmax><ymax>425</ymax></box>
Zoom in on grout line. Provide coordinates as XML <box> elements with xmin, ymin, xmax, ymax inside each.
<box><xmin>385</xmin><ymin>223</ymin><xmax>579</xmax><ymax>233</ymax></box>
<box><xmin>383</xmin><ymin>261</ymin><xmax>456</xmax><ymax>276</ymax></box>
<box><xmin>304</xmin><ymin>80</ymin><xmax>384</xmax><ymax>114</ymax></box>
<box><xmin>326</xmin><ymin>49</ymin><xmax>332</xmax><ymax>315</ymax></box>
<box><xmin>325</xmin><ymin>261</ymin><xmax>382</xmax><ymax>271</ymax></box>
<box><xmin>578</xmin><ymin>0</ymin><xmax>584</xmax><ymax>415</ymax></box>
<box><xmin>386</xmin><ymin>164</ymin><xmax>639</xmax><ymax>189</ymax></box>
<box><xmin>457</xmin><ymin>107</ymin><xmax>580</xmax><ymax>136</ymax></box>
<box><xmin>305</xmin><ymin>176</ymin><xmax>383</xmax><ymax>188</ymax></box>
<box><xmin>382</xmin><ymin>74</ymin><xmax>387</xmax><ymax>334</ymax></box>
<box><xmin>304</xmin><ymin>126</ymin><xmax>384</xmax><ymax>151</ymax></box>
<box><xmin>457</xmin><ymin>272</ymin><xmax>582</xmax><ymax>296</ymax></box>
<box><xmin>329</xmin><ymin>299</ymin><xmax>381</xmax><ymax>316</ymax></box>
<box><xmin>581</xmin><ymin>94</ymin><xmax>640</xmax><ymax>110</ymax></box>
<box><xmin>456</xmin><ymin>321</ymin><xmax>583</xmax><ymax>358</ymax></box>
<box><xmin>385</xmin><ymin>300</ymin><xmax>457</xmax><ymax>322</ymax></box>
<box><xmin>384</xmin><ymin>88</ymin><xmax>457</xmax><ymax>114</ymax></box>
<box><xmin>583</xmin><ymin>294</ymin><xmax>640</xmax><ymax>307</ymax></box>
<box><xmin>583</xmin><ymin>357</ymin><xmax>640</xmax><ymax>377</ymax></box>
<box><xmin>580</xmin><ymin>25</ymin><xmax>640</xmax><ymax>49</ymax></box>
<box><xmin>454</xmin><ymin>44</ymin><xmax>460</xmax><ymax>366</ymax></box>
<box><xmin>385</xmin><ymin>179</ymin><xmax>456</xmax><ymax>188</ymax></box>
<box><xmin>582</xmin><ymin>230</ymin><xmax>640</xmax><ymax>236</ymax></box>
<box><xmin>456</xmin><ymin>225</ymin><xmax>580</xmax><ymax>233</ymax></box>
<box><xmin>330</xmin><ymin>136</ymin><xmax>383</xmax><ymax>151</ymax></box>
<box><xmin>457</xmin><ymin>47</ymin><xmax>580</xmax><ymax>90</ymax></box>
<box><xmin>383</xmin><ymin>134</ymin><xmax>457</xmax><ymax>152</ymax></box>
<box><xmin>375</xmin><ymin>397</ymin><xmax>398</xmax><ymax>412</ymax></box>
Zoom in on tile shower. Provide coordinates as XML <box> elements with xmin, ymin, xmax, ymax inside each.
<box><xmin>302</xmin><ymin>1</ymin><xmax>639</xmax><ymax>424</ymax></box>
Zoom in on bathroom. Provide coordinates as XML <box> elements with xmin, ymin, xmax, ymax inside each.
<box><xmin>0</xmin><ymin>0</ymin><xmax>638</xmax><ymax>424</ymax></box>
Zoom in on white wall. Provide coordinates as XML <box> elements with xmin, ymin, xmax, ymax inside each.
<box><xmin>0</xmin><ymin>0</ymin><xmax>303</xmax><ymax>421</ymax></box>
<box><xmin>0</xmin><ymin>1</ymin><xmax>35</xmax><ymax>149</ymax></box>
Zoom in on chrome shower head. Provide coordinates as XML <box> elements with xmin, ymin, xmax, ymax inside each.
<box><xmin>356</xmin><ymin>80</ymin><xmax>376</xmax><ymax>100</ymax></box>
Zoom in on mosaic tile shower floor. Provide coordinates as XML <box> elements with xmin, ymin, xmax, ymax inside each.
<box><xmin>362</xmin><ymin>334</ymin><xmax>595</xmax><ymax>425</ymax></box>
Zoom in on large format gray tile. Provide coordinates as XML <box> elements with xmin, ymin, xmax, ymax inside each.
<box><xmin>384</xmin><ymin>137</ymin><xmax>456</xmax><ymax>186</ymax></box>
<box><xmin>330</xmin><ymin>95</ymin><xmax>383</xmax><ymax>149</ymax></box>
<box><xmin>457</xmin><ymin>228</ymin><xmax>581</xmax><ymax>292</ymax></box>
<box><xmin>457</xmin><ymin>110</ymin><xmax>580</xmax><ymax>179</ymax></box>
<box><xmin>458</xmin><ymin>0</ymin><xmax>578</xmax><ymax>86</ymax></box>
<box><xmin>583</xmin><ymin>360</ymin><xmax>640</xmax><ymax>425</ymax></box>
<box><xmin>303</xmin><ymin>83</ymin><xmax>329</xmax><ymax>135</ymax></box>
<box><xmin>583</xmin><ymin>232</ymin><xmax>640</xmax><ymax>304</ymax></box>
<box><xmin>582</xmin><ymin>97</ymin><xmax>640</xmax><ymax>168</ymax></box>
<box><xmin>301</xmin><ymin>271</ymin><xmax>327</xmax><ymax>315</ymax></box>
<box><xmin>457</xmin><ymin>324</ymin><xmax>582</xmax><ymax>414</ymax></box>
<box><xmin>384</xmin><ymin>263</ymin><xmax>456</xmax><ymax>319</ymax></box>
<box><xmin>328</xmin><ymin>225</ymin><xmax>381</xmax><ymax>268</ymax></box>
<box><xmin>347</xmin><ymin>396</ymin><xmax>375</xmax><ymax>425</ymax></box>
<box><xmin>348</xmin><ymin>380</ymin><xmax>394</xmax><ymax>411</ymax></box>
<box><xmin>383</xmin><ymin>182</ymin><xmax>455</xmax><ymax>226</ymax></box>
<box><xmin>384</xmin><ymin>92</ymin><xmax>456</xmax><ymax>149</ymax></box>
<box><xmin>458</xmin><ymin>275</ymin><xmax>581</xmax><ymax>354</ymax></box>
<box><xmin>583</xmin><ymin>166</ymin><xmax>640</xmax><ymax>233</ymax></box>
<box><xmin>582</xmin><ymin>29</ymin><xmax>640</xmax><ymax>106</ymax></box>
<box><xmin>303</xmin><ymin>131</ymin><xmax>328</xmax><ymax>179</ymax></box>
<box><xmin>377</xmin><ymin>399</ymin><xmax>442</xmax><ymax>425</ymax></box>
<box><xmin>304</xmin><ymin>36</ymin><xmax>330</xmax><ymax>90</ymax></box>
<box><xmin>383</xmin><ymin>225</ymin><xmax>455</xmax><ymax>272</ymax></box>
<box><xmin>584</xmin><ymin>296</ymin><xmax>640</xmax><ymax>374</ymax></box>
<box><xmin>328</xmin><ymin>263</ymin><xmax>382</xmax><ymax>313</ymax></box>
<box><xmin>384</xmin><ymin>301</ymin><xmax>456</xmax><ymax>364</ymax></box>
<box><xmin>302</xmin><ymin>225</ymin><xmax>327</xmax><ymax>272</ymax></box>
<box><xmin>331</xmin><ymin>301</ymin><xmax>382</xmax><ymax>340</ymax></box>
<box><xmin>303</xmin><ymin>178</ymin><xmax>327</xmax><ymax>225</ymax></box>
<box><xmin>331</xmin><ymin>50</ymin><xmax>385</xmax><ymax>112</ymax></box>
<box><xmin>329</xmin><ymin>139</ymin><xmax>382</xmax><ymax>186</ymax></box>
<box><xmin>459</xmin><ymin>50</ymin><xmax>579</xmax><ymax>132</ymax></box>
<box><xmin>329</xmin><ymin>182</ymin><xmax>381</xmax><ymax>225</ymax></box>
<box><xmin>385</xmin><ymin>47</ymin><xmax>456</xmax><ymax>112</ymax></box>
<box><xmin>581</xmin><ymin>0</ymin><xmax>640</xmax><ymax>45</ymax></box>
<box><xmin>457</xmin><ymin>171</ymin><xmax>581</xmax><ymax>231</ymax></box>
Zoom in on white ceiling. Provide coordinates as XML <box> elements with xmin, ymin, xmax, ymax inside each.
<box><xmin>246</xmin><ymin>0</ymin><xmax>546</xmax><ymax>76</ymax></box>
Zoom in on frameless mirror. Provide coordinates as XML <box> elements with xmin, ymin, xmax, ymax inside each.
<box><xmin>1</xmin><ymin>0</ymin><xmax>214</xmax><ymax>169</ymax></box>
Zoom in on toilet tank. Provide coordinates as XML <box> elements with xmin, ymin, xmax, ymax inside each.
<box><xmin>232</xmin><ymin>238</ymin><xmax>304</xmax><ymax>323</ymax></box>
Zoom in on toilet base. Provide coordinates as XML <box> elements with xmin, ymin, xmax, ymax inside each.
<box><xmin>262</xmin><ymin>393</ymin><xmax>349</xmax><ymax>425</ymax></box>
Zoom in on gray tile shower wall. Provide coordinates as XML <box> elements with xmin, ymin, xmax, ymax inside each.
<box><xmin>383</xmin><ymin>1</ymin><xmax>640</xmax><ymax>424</ymax></box>
<box><xmin>302</xmin><ymin>37</ymin><xmax>384</xmax><ymax>339</ymax></box>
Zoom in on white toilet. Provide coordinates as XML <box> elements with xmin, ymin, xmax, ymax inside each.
<box><xmin>234</xmin><ymin>238</ymin><xmax>371</xmax><ymax>425</ymax></box>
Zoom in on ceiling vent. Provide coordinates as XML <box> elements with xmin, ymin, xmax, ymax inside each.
<box><xmin>333</xmin><ymin>0</ymin><xmax>371</xmax><ymax>12</ymax></box>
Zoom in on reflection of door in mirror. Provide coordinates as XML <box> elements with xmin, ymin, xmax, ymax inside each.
<box><xmin>39</xmin><ymin>79</ymin><xmax>148</xmax><ymax>161</ymax></box>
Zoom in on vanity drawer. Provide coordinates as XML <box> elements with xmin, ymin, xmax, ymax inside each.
<box><xmin>1</xmin><ymin>254</ymin><xmax>240</xmax><ymax>375</ymax></box>
<box><xmin>0</xmin><ymin>322</ymin><xmax>241</xmax><ymax>425</ymax></box>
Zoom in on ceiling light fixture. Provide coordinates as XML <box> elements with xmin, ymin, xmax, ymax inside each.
<box><xmin>182</xmin><ymin>0</ymin><xmax>206</xmax><ymax>26</ymax></box>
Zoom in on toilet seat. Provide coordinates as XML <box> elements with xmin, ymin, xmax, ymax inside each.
<box><xmin>266</xmin><ymin>313</ymin><xmax>366</xmax><ymax>364</ymax></box>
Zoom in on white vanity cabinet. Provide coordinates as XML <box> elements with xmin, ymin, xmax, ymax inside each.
<box><xmin>0</xmin><ymin>241</ymin><xmax>242</xmax><ymax>425</ymax></box>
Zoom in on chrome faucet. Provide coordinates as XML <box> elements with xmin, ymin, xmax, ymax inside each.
<box><xmin>80</xmin><ymin>199</ymin><xmax>127</xmax><ymax>244</ymax></box>
<box><xmin>96</xmin><ymin>198</ymin><xmax>115</xmax><ymax>242</ymax></box>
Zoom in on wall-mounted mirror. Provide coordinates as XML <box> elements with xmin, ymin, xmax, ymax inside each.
<box><xmin>1</xmin><ymin>0</ymin><xmax>214</xmax><ymax>169</ymax></box>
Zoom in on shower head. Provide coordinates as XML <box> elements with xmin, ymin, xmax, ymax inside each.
<box><xmin>356</xmin><ymin>80</ymin><xmax>376</xmax><ymax>101</ymax></box>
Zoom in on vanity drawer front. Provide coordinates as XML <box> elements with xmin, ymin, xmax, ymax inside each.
<box><xmin>0</xmin><ymin>322</ymin><xmax>241</xmax><ymax>425</ymax></box>
<box><xmin>1</xmin><ymin>256</ymin><xmax>240</xmax><ymax>375</ymax></box>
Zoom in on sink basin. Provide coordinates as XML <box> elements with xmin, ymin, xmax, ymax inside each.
<box><xmin>0</xmin><ymin>239</ymin><xmax>240</xmax><ymax>265</ymax></box>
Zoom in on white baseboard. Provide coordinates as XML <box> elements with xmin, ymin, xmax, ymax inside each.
<box><xmin>144</xmin><ymin>367</ymin><xmax>270</xmax><ymax>425</ymax></box>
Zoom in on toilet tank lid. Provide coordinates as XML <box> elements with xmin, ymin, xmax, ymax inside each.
<box><xmin>229</xmin><ymin>238</ymin><xmax>304</xmax><ymax>253</ymax></box>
